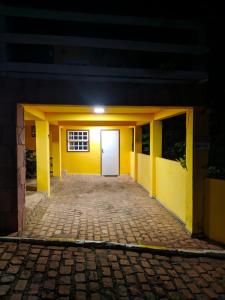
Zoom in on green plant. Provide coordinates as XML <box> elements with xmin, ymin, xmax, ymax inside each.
<box><xmin>176</xmin><ymin>155</ymin><xmax>187</xmax><ymax>170</ymax></box>
<box><xmin>164</xmin><ymin>141</ymin><xmax>186</xmax><ymax>169</ymax></box>
<box><xmin>163</xmin><ymin>142</ymin><xmax>186</xmax><ymax>169</ymax></box>
<box><xmin>174</xmin><ymin>142</ymin><xmax>187</xmax><ymax>169</ymax></box>
<box><xmin>25</xmin><ymin>149</ymin><xmax>36</xmax><ymax>179</ymax></box>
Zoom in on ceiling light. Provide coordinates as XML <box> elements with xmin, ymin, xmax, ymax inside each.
<box><xmin>94</xmin><ymin>107</ymin><xmax>105</xmax><ymax>114</ymax></box>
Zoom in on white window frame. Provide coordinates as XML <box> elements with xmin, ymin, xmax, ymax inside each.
<box><xmin>67</xmin><ymin>130</ymin><xmax>89</xmax><ymax>152</ymax></box>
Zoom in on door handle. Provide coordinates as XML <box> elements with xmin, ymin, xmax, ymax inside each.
<box><xmin>102</xmin><ymin>149</ymin><xmax>104</xmax><ymax>153</ymax></box>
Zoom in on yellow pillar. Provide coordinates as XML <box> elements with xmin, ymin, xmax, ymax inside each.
<box><xmin>134</xmin><ymin>125</ymin><xmax>142</xmax><ymax>181</ymax></box>
<box><xmin>35</xmin><ymin>120</ymin><xmax>50</xmax><ymax>196</ymax></box>
<box><xmin>185</xmin><ymin>108</ymin><xmax>209</xmax><ymax>235</ymax></box>
<box><xmin>52</xmin><ymin>126</ymin><xmax>62</xmax><ymax>178</ymax></box>
<box><xmin>150</xmin><ymin>120</ymin><xmax>162</xmax><ymax>198</ymax></box>
<box><xmin>185</xmin><ymin>109</ymin><xmax>193</xmax><ymax>232</ymax></box>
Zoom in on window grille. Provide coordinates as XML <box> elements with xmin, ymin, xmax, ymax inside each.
<box><xmin>67</xmin><ymin>130</ymin><xmax>89</xmax><ymax>152</ymax></box>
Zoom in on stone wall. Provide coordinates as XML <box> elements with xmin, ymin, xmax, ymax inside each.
<box><xmin>16</xmin><ymin>104</ymin><xmax>25</xmax><ymax>232</ymax></box>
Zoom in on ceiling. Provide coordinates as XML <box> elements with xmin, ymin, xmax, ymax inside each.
<box><xmin>33</xmin><ymin>105</ymin><xmax>162</xmax><ymax>114</ymax></box>
<box><xmin>23</xmin><ymin>104</ymin><xmax>187</xmax><ymax>126</ymax></box>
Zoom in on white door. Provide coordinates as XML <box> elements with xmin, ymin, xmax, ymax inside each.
<box><xmin>101</xmin><ymin>130</ymin><xmax>119</xmax><ymax>176</ymax></box>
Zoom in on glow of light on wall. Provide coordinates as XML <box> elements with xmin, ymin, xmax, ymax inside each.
<box><xmin>90</xmin><ymin>128</ymin><xmax>100</xmax><ymax>142</ymax></box>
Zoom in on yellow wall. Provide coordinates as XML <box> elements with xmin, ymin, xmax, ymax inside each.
<box><xmin>204</xmin><ymin>178</ymin><xmax>225</xmax><ymax>245</ymax></box>
<box><xmin>51</xmin><ymin>126</ymin><xmax>62</xmax><ymax>177</ymax></box>
<box><xmin>130</xmin><ymin>152</ymin><xmax>135</xmax><ymax>180</ymax></box>
<box><xmin>137</xmin><ymin>153</ymin><xmax>151</xmax><ymax>192</ymax></box>
<box><xmin>156</xmin><ymin>157</ymin><xmax>186</xmax><ymax>222</ymax></box>
<box><xmin>61</xmin><ymin>126</ymin><xmax>132</xmax><ymax>174</ymax></box>
<box><xmin>25</xmin><ymin>123</ymin><xmax>36</xmax><ymax>150</ymax></box>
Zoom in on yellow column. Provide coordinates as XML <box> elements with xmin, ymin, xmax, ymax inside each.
<box><xmin>185</xmin><ymin>109</ymin><xmax>193</xmax><ymax>232</ymax></box>
<box><xmin>35</xmin><ymin>120</ymin><xmax>50</xmax><ymax>196</ymax></box>
<box><xmin>150</xmin><ymin>120</ymin><xmax>162</xmax><ymax>198</ymax></box>
<box><xmin>52</xmin><ymin>126</ymin><xmax>62</xmax><ymax>178</ymax></box>
<box><xmin>185</xmin><ymin>108</ymin><xmax>209</xmax><ymax>234</ymax></box>
<box><xmin>134</xmin><ymin>125</ymin><xmax>142</xmax><ymax>181</ymax></box>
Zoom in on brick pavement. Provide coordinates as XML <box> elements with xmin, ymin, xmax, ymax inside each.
<box><xmin>0</xmin><ymin>241</ymin><xmax>225</xmax><ymax>299</ymax></box>
<box><xmin>20</xmin><ymin>175</ymin><xmax>223</xmax><ymax>250</ymax></box>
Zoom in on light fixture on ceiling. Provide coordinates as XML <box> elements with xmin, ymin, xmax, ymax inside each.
<box><xmin>94</xmin><ymin>106</ymin><xmax>105</xmax><ymax>114</ymax></box>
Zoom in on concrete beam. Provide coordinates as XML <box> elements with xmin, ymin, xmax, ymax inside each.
<box><xmin>154</xmin><ymin>108</ymin><xmax>187</xmax><ymax>120</ymax></box>
<box><xmin>58</xmin><ymin>121</ymin><xmax>136</xmax><ymax>126</ymax></box>
<box><xmin>0</xmin><ymin>72</ymin><xmax>189</xmax><ymax>84</ymax></box>
<box><xmin>0</xmin><ymin>63</ymin><xmax>208</xmax><ymax>80</ymax></box>
<box><xmin>46</xmin><ymin>113</ymin><xmax>153</xmax><ymax>123</ymax></box>
<box><xmin>0</xmin><ymin>33</ymin><xmax>209</xmax><ymax>55</ymax></box>
<box><xmin>23</xmin><ymin>106</ymin><xmax>46</xmax><ymax>120</ymax></box>
<box><xmin>0</xmin><ymin>4</ymin><xmax>202</xmax><ymax>30</ymax></box>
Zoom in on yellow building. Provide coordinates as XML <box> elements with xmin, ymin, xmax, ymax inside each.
<box><xmin>0</xmin><ymin>103</ymin><xmax>217</xmax><ymax>245</ymax></box>
<box><xmin>23</xmin><ymin>104</ymin><xmax>225</xmax><ymax>244</ymax></box>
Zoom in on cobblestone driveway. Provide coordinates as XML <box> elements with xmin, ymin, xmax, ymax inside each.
<box><xmin>22</xmin><ymin>175</ymin><xmax>223</xmax><ymax>250</ymax></box>
<box><xmin>0</xmin><ymin>242</ymin><xmax>225</xmax><ymax>299</ymax></box>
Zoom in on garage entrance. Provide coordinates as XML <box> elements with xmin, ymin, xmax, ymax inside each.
<box><xmin>13</xmin><ymin>104</ymin><xmax>215</xmax><ymax>249</ymax></box>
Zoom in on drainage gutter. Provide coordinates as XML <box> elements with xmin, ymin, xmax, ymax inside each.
<box><xmin>0</xmin><ymin>236</ymin><xmax>225</xmax><ymax>259</ymax></box>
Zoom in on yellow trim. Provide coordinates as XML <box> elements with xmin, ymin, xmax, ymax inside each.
<box><xmin>154</xmin><ymin>108</ymin><xmax>187</xmax><ymax>120</ymax></box>
<box><xmin>46</xmin><ymin>113</ymin><xmax>153</xmax><ymax>122</ymax></box>
<box><xmin>138</xmin><ymin>244</ymin><xmax>168</xmax><ymax>250</ymax></box>
<box><xmin>24</xmin><ymin>106</ymin><xmax>46</xmax><ymax>120</ymax></box>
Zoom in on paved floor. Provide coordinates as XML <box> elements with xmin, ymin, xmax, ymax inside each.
<box><xmin>0</xmin><ymin>241</ymin><xmax>225</xmax><ymax>299</ymax></box>
<box><xmin>21</xmin><ymin>175</ymin><xmax>223</xmax><ymax>250</ymax></box>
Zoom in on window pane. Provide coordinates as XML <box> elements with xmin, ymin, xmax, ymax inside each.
<box><xmin>67</xmin><ymin>130</ymin><xmax>89</xmax><ymax>151</ymax></box>
<box><xmin>142</xmin><ymin>124</ymin><xmax>150</xmax><ymax>155</ymax></box>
